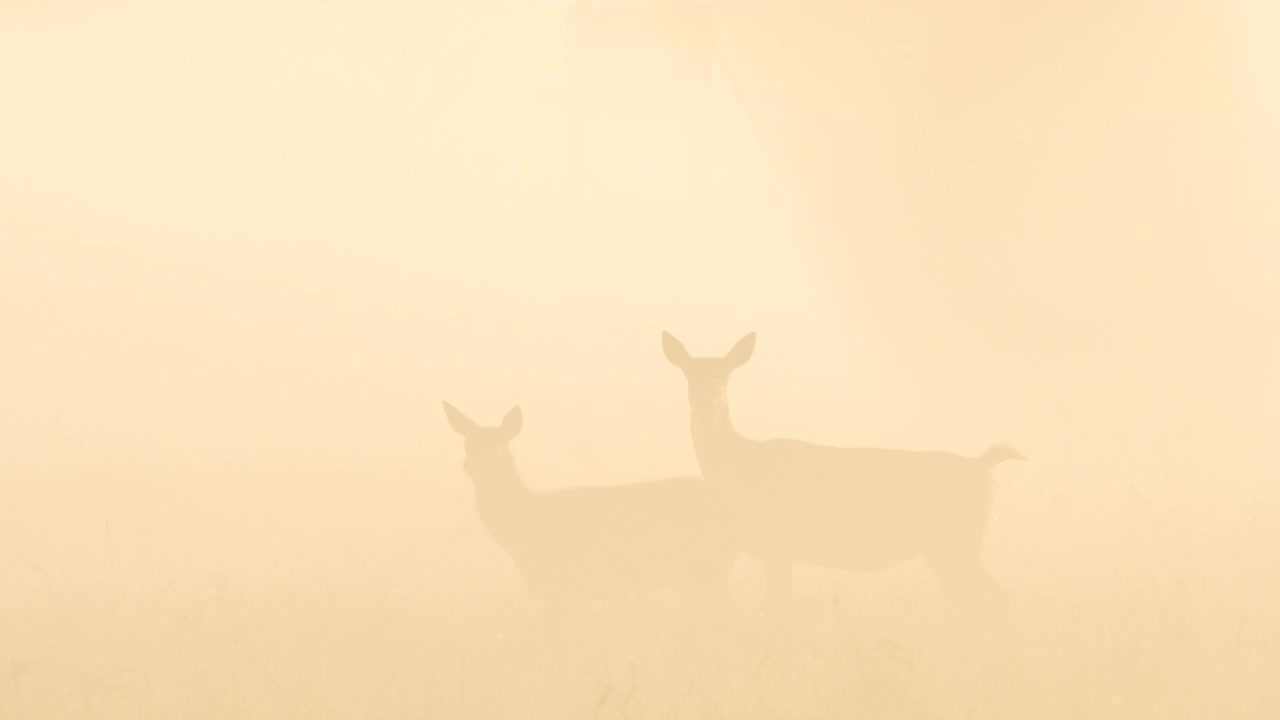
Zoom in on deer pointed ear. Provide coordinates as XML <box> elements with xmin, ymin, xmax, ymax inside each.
<box><xmin>443</xmin><ymin>401</ymin><xmax>479</xmax><ymax>436</ymax></box>
<box><xmin>724</xmin><ymin>332</ymin><xmax>756</xmax><ymax>368</ymax></box>
<box><xmin>662</xmin><ymin>331</ymin><xmax>692</xmax><ymax>369</ymax></box>
<box><xmin>501</xmin><ymin>405</ymin><xmax>523</xmax><ymax>439</ymax></box>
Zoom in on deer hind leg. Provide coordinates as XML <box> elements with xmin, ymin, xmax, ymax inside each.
<box><xmin>924</xmin><ymin>491</ymin><xmax>1002</xmax><ymax>605</ymax></box>
<box><xmin>928</xmin><ymin>556</ymin><xmax>1015</xmax><ymax>655</ymax></box>
<box><xmin>925</xmin><ymin>550</ymin><xmax>1005</xmax><ymax>615</ymax></box>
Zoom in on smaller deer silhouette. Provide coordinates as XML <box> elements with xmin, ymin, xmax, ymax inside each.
<box><xmin>442</xmin><ymin>401</ymin><xmax>737</xmax><ymax>623</ymax></box>
<box><xmin>662</xmin><ymin>331</ymin><xmax>1025</xmax><ymax>611</ymax></box>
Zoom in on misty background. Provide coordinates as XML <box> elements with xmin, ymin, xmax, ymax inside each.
<box><xmin>1</xmin><ymin>1</ymin><xmax>1278</xmax><ymax>714</ymax></box>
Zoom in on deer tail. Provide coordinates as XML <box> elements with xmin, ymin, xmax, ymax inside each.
<box><xmin>978</xmin><ymin>444</ymin><xmax>1027</xmax><ymax>469</ymax></box>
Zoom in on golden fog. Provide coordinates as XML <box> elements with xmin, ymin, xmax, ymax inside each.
<box><xmin>2</xmin><ymin>1</ymin><xmax>1277</xmax><ymax>717</ymax></box>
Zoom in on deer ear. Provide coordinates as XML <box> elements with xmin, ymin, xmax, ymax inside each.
<box><xmin>662</xmin><ymin>331</ymin><xmax>692</xmax><ymax>369</ymax></box>
<box><xmin>443</xmin><ymin>401</ymin><xmax>479</xmax><ymax>436</ymax></box>
<box><xmin>724</xmin><ymin>332</ymin><xmax>756</xmax><ymax>368</ymax></box>
<box><xmin>501</xmin><ymin>405</ymin><xmax>523</xmax><ymax>439</ymax></box>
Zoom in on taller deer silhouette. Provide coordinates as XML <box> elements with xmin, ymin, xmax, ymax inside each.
<box><xmin>661</xmin><ymin>332</ymin><xmax>1024</xmax><ymax>610</ymax></box>
<box><xmin>443</xmin><ymin>401</ymin><xmax>736</xmax><ymax>624</ymax></box>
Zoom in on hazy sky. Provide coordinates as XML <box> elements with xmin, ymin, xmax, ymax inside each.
<box><xmin>2</xmin><ymin>1</ymin><xmax>1277</xmax><ymax>594</ymax></box>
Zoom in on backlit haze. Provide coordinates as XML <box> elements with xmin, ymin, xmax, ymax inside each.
<box><xmin>2</xmin><ymin>1</ymin><xmax>1278</xmax><ymax>717</ymax></box>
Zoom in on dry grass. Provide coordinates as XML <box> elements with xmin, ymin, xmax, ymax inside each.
<box><xmin>3</xmin><ymin>476</ymin><xmax>1277</xmax><ymax>720</ymax></box>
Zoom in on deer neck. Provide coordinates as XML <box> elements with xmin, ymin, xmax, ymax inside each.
<box><xmin>690</xmin><ymin>399</ymin><xmax>745</xmax><ymax>461</ymax></box>
<box><xmin>465</xmin><ymin>455</ymin><xmax>534</xmax><ymax>532</ymax></box>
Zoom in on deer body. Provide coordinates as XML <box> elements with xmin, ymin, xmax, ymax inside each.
<box><xmin>665</xmin><ymin>332</ymin><xmax>1024</xmax><ymax>607</ymax></box>
<box><xmin>444</xmin><ymin>402</ymin><xmax>735</xmax><ymax>620</ymax></box>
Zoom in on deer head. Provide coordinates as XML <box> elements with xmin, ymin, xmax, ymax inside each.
<box><xmin>662</xmin><ymin>331</ymin><xmax>755</xmax><ymax>418</ymax></box>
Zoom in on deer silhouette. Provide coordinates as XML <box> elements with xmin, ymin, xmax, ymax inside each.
<box><xmin>661</xmin><ymin>331</ymin><xmax>1024</xmax><ymax>610</ymax></box>
<box><xmin>443</xmin><ymin>401</ymin><xmax>737</xmax><ymax>623</ymax></box>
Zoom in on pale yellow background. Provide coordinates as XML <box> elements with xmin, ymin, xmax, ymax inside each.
<box><xmin>2</xmin><ymin>1</ymin><xmax>1277</xmax><ymax>717</ymax></box>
